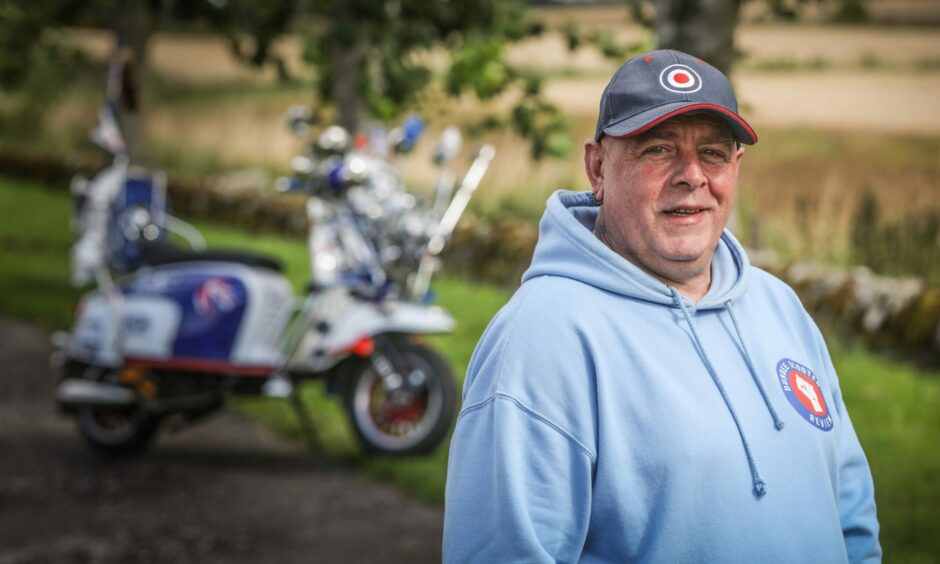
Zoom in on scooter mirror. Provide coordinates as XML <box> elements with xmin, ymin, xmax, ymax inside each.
<box><xmin>291</xmin><ymin>155</ymin><xmax>315</xmax><ymax>177</ymax></box>
<box><xmin>434</xmin><ymin>126</ymin><xmax>462</xmax><ymax>165</ymax></box>
<box><xmin>285</xmin><ymin>105</ymin><xmax>314</xmax><ymax>138</ymax></box>
<box><xmin>124</xmin><ymin>207</ymin><xmax>153</xmax><ymax>240</ymax></box>
<box><xmin>70</xmin><ymin>175</ymin><xmax>89</xmax><ymax>196</ymax></box>
<box><xmin>389</xmin><ymin>115</ymin><xmax>425</xmax><ymax>155</ymax></box>
<box><xmin>318</xmin><ymin>125</ymin><xmax>351</xmax><ymax>154</ymax></box>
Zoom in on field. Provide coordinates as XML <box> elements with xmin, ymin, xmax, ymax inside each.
<box><xmin>6</xmin><ymin>9</ymin><xmax>938</xmax><ymax>282</ymax></box>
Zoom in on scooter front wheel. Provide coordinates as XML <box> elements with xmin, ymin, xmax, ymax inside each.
<box><xmin>343</xmin><ymin>342</ymin><xmax>457</xmax><ymax>455</ymax></box>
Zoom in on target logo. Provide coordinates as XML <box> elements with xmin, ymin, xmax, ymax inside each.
<box><xmin>659</xmin><ymin>64</ymin><xmax>703</xmax><ymax>94</ymax></box>
<box><xmin>776</xmin><ymin>358</ymin><xmax>834</xmax><ymax>432</ymax></box>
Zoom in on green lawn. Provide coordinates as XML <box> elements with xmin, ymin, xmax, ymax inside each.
<box><xmin>0</xmin><ymin>175</ymin><xmax>937</xmax><ymax>562</ymax></box>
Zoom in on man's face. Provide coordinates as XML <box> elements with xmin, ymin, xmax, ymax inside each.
<box><xmin>585</xmin><ymin>114</ymin><xmax>744</xmax><ymax>287</ymax></box>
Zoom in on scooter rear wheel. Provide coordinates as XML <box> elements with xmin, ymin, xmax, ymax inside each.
<box><xmin>76</xmin><ymin>404</ymin><xmax>161</xmax><ymax>457</ymax></box>
<box><xmin>343</xmin><ymin>342</ymin><xmax>457</xmax><ymax>455</ymax></box>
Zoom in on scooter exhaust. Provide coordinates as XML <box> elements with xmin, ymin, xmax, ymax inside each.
<box><xmin>56</xmin><ymin>379</ymin><xmax>136</xmax><ymax>408</ymax></box>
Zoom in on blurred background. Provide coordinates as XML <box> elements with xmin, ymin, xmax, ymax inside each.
<box><xmin>0</xmin><ymin>0</ymin><xmax>937</xmax><ymax>562</ymax></box>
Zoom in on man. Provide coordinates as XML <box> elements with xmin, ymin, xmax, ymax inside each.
<box><xmin>443</xmin><ymin>50</ymin><xmax>881</xmax><ymax>563</ymax></box>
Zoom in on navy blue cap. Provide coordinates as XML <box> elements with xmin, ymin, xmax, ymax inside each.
<box><xmin>595</xmin><ymin>49</ymin><xmax>757</xmax><ymax>145</ymax></box>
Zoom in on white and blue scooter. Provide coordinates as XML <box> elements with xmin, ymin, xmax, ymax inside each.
<box><xmin>53</xmin><ymin>108</ymin><xmax>492</xmax><ymax>456</ymax></box>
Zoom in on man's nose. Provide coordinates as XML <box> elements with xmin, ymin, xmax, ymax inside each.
<box><xmin>672</xmin><ymin>152</ymin><xmax>707</xmax><ymax>190</ymax></box>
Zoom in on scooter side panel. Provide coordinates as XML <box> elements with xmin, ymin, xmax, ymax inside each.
<box><xmin>125</xmin><ymin>266</ymin><xmax>248</xmax><ymax>362</ymax></box>
<box><xmin>230</xmin><ymin>267</ymin><xmax>294</xmax><ymax>366</ymax></box>
<box><xmin>123</xmin><ymin>296</ymin><xmax>181</xmax><ymax>358</ymax></box>
<box><xmin>70</xmin><ymin>293</ymin><xmax>121</xmax><ymax>366</ymax></box>
<box><xmin>69</xmin><ymin>292</ymin><xmax>182</xmax><ymax>366</ymax></box>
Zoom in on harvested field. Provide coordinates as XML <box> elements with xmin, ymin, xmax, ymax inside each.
<box><xmin>540</xmin><ymin>71</ymin><xmax>940</xmax><ymax>134</ymax></box>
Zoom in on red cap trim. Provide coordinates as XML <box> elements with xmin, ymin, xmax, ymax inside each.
<box><xmin>608</xmin><ymin>103</ymin><xmax>758</xmax><ymax>143</ymax></box>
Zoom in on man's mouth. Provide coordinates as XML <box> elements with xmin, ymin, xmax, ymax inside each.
<box><xmin>665</xmin><ymin>207</ymin><xmax>707</xmax><ymax>216</ymax></box>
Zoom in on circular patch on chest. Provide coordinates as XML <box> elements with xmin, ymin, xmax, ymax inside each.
<box><xmin>776</xmin><ymin>358</ymin><xmax>834</xmax><ymax>432</ymax></box>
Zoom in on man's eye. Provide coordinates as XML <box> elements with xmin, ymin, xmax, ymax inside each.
<box><xmin>702</xmin><ymin>148</ymin><xmax>727</xmax><ymax>160</ymax></box>
<box><xmin>645</xmin><ymin>146</ymin><xmax>667</xmax><ymax>155</ymax></box>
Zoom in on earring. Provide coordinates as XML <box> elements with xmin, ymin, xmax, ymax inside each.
<box><xmin>591</xmin><ymin>191</ymin><xmax>602</xmax><ymax>206</ymax></box>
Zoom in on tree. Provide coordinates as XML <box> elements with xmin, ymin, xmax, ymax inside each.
<box><xmin>0</xmin><ymin>0</ymin><xmax>92</xmax><ymax>137</ymax></box>
<box><xmin>621</xmin><ymin>0</ymin><xmax>868</xmax><ymax>74</ymax></box>
<box><xmin>151</xmin><ymin>0</ymin><xmax>575</xmax><ymax>158</ymax></box>
<box><xmin>301</xmin><ymin>0</ymin><xmax>571</xmax><ymax>158</ymax></box>
<box><xmin>648</xmin><ymin>0</ymin><xmax>741</xmax><ymax>74</ymax></box>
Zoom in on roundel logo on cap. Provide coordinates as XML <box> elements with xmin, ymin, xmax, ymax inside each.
<box><xmin>776</xmin><ymin>358</ymin><xmax>833</xmax><ymax>432</ymax></box>
<box><xmin>659</xmin><ymin>64</ymin><xmax>703</xmax><ymax>94</ymax></box>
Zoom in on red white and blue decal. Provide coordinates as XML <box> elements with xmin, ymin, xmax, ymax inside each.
<box><xmin>194</xmin><ymin>277</ymin><xmax>239</xmax><ymax>317</ymax></box>
<box><xmin>776</xmin><ymin>358</ymin><xmax>833</xmax><ymax>432</ymax></box>
<box><xmin>659</xmin><ymin>64</ymin><xmax>703</xmax><ymax>94</ymax></box>
<box><xmin>124</xmin><ymin>269</ymin><xmax>247</xmax><ymax>361</ymax></box>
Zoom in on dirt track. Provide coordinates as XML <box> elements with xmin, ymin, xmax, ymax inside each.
<box><xmin>0</xmin><ymin>319</ymin><xmax>443</xmax><ymax>563</ymax></box>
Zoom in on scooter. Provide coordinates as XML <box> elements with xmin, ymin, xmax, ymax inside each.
<box><xmin>53</xmin><ymin>108</ymin><xmax>494</xmax><ymax>457</ymax></box>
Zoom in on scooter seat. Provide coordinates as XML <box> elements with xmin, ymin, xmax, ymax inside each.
<box><xmin>140</xmin><ymin>241</ymin><xmax>284</xmax><ymax>273</ymax></box>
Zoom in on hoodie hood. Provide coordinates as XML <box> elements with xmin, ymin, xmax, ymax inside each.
<box><xmin>522</xmin><ymin>190</ymin><xmax>750</xmax><ymax>309</ymax></box>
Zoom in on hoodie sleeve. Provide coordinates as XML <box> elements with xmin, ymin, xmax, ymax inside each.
<box><xmin>443</xmin><ymin>283</ymin><xmax>597</xmax><ymax>563</ymax></box>
<box><xmin>443</xmin><ymin>395</ymin><xmax>595</xmax><ymax>563</ymax></box>
<box><xmin>814</xmin><ymin>329</ymin><xmax>882</xmax><ymax>563</ymax></box>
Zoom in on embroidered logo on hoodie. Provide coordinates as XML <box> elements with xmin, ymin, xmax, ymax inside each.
<box><xmin>776</xmin><ymin>358</ymin><xmax>833</xmax><ymax>432</ymax></box>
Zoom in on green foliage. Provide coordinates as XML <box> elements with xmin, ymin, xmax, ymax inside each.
<box><xmin>557</xmin><ymin>15</ymin><xmax>651</xmax><ymax>64</ymax></box>
<box><xmin>830</xmin><ymin>0</ymin><xmax>869</xmax><ymax>23</ymax></box>
<box><xmin>513</xmin><ymin>97</ymin><xmax>571</xmax><ymax>160</ymax></box>
<box><xmin>295</xmin><ymin>0</ymin><xmax>568</xmax><ymax>157</ymax></box>
<box><xmin>0</xmin><ymin>0</ymin><xmax>61</xmax><ymax>89</ymax></box>
<box><xmin>0</xmin><ymin>0</ymin><xmax>89</xmax><ymax>119</ymax></box>
<box><xmin>446</xmin><ymin>37</ymin><xmax>509</xmax><ymax>100</ymax></box>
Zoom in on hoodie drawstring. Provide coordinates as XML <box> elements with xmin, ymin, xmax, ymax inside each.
<box><xmin>724</xmin><ymin>301</ymin><xmax>786</xmax><ymax>431</ymax></box>
<box><xmin>670</xmin><ymin>288</ymin><xmax>775</xmax><ymax>498</ymax></box>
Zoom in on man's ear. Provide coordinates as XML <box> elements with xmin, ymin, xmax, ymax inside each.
<box><xmin>584</xmin><ymin>138</ymin><xmax>605</xmax><ymax>201</ymax></box>
<box><xmin>731</xmin><ymin>144</ymin><xmax>745</xmax><ymax>172</ymax></box>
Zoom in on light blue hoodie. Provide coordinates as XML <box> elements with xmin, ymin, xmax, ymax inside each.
<box><xmin>444</xmin><ymin>190</ymin><xmax>880</xmax><ymax>563</ymax></box>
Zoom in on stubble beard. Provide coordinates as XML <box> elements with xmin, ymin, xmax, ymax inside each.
<box><xmin>593</xmin><ymin>209</ymin><xmax>713</xmax><ymax>294</ymax></box>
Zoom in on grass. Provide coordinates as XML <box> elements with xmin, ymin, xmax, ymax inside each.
<box><xmin>0</xmin><ymin>178</ymin><xmax>80</xmax><ymax>327</ymax></box>
<box><xmin>831</xmin><ymin>340</ymin><xmax>940</xmax><ymax>564</ymax></box>
<box><xmin>1</xmin><ymin>174</ymin><xmax>939</xmax><ymax>560</ymax></box>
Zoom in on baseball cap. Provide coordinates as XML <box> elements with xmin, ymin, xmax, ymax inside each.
<box><xmin>594</xmin><ymin>49</ymin><xmax>757</xmax><ymax>145</ymax></box>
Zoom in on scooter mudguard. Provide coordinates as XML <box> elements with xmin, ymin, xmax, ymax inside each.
<box><xmin>68</xmin><ymin>262</ymin><xmax>294</xmax><ymax>374</ymax></box>
<box><xmin>289</xmin><ymin>295</ymin><xmax>455</xmax><ymax>372</ymax></box>
<box><xmin>324</xmin><ymin>300</ymin><xmax>456</xmax><ymax>353</ymax></box>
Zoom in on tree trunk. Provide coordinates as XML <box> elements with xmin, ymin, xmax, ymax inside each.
<box><xmin>652</xmin><ymin>0</ymin><xmax>741</xmax><ymax>74</ymax></box>
<box><xmin>329</xmin><ymin>0</ymin><xmax>367</xmax><ymax>134</ymax></box>
<box><xmin>331</xmin><ymin>42</ymin><xmax>364</xmax><ymax>134</ymax></box>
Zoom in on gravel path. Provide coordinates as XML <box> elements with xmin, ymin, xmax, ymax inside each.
<box><xmin>0</xmin><ymin>318</ymin><xmax>444</xmax><ymax>563</ymax></box>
